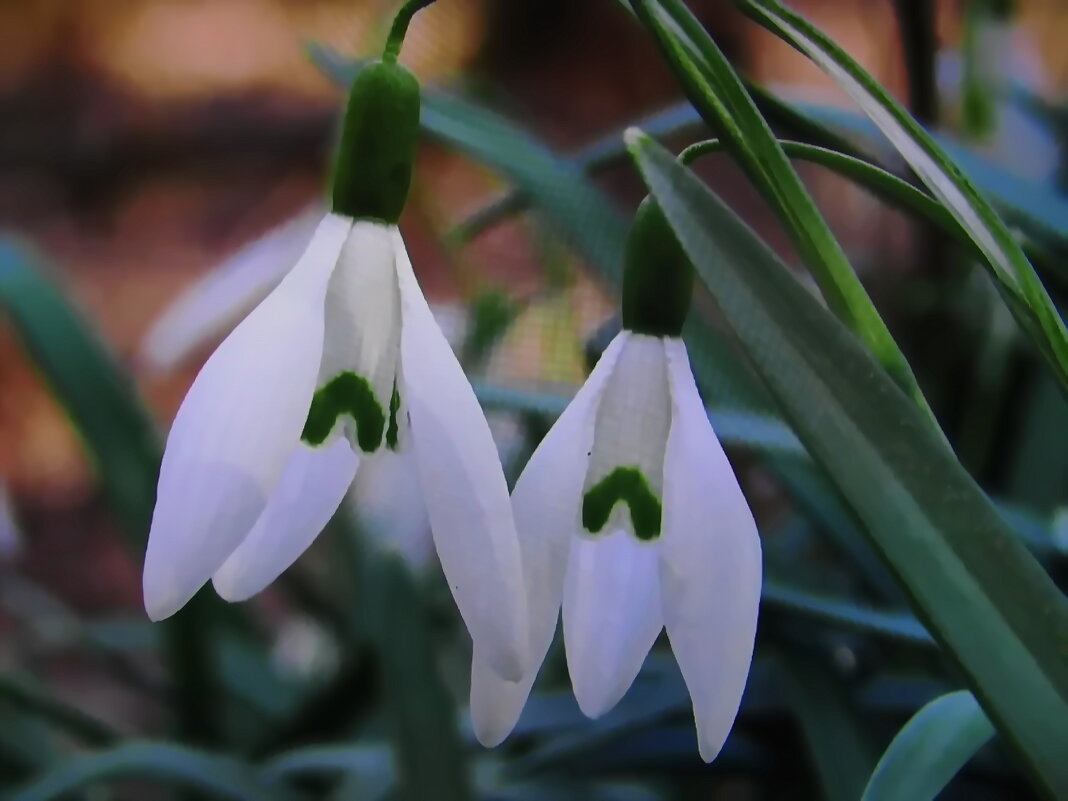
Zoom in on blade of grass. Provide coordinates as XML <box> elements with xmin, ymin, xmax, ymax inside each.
<box><xmin>680</xmin><ymin>138</ymin><xmax>974</xmax><ymax>255</ymax></box>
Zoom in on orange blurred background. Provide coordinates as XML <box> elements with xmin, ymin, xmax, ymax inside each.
<box><xmin>0</xmin><ymin>0</ymin><xmax>1066</xmax><ymax>613</ymax></box>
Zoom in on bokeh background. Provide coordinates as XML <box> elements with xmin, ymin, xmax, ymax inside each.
<box><xmin>1</xmin><ymin>1</ymin><xmax>1067</xmax><ymax>798</ymax></box>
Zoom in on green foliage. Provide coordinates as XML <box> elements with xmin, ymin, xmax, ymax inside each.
<box><xmin>738</xmin><ymin>0</ymin><xmax>1068</xmax><ymax>394</ymax></box>
<box><xmin>4</xmin><ymin>2</ymin><xmax>1068</xmax><ymax>800</ymax></box>
<box><xmin>628</xmin><ymin>131</ymin><xmax>1068</xmax><ymax>796</ymax></box>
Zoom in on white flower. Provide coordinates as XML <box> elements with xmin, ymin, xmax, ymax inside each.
<box><xmin>139</xmin><ymin>206</ymin><xmax>322</xmax><ymax>374</ymax></box>
<box><xmin>470</xmin><ymin>330</ymin><xmax>762</xmax><ymax>761</ymax></box>
<box><xmin>143</xmin><ymin>213</ymin><xmax>529</xmax><ymax>681</ymax></box>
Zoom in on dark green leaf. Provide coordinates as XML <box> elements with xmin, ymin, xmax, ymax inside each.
<box><xmin>630</xmin><ymin>0</ymin><xmax>932</xmax><ymax>416</ymax></box>
<box><xmin>775</xmin><ymin>647</ymin><xmax>877</xmax><ymax>801</ymax></box>
<box><xmin>7</xmin><ymin>742</ymin><xmax>292</xmax><ymax>801</ymax></box>
<box><xmin>764</xmin><ymin>582</ymin><xmax>932</xmax><ymax>646</ymax></box>
<box><xmin>0</xmin><ymin>241</ymin><xmax>219</xmax><ymax>744</ymax></box>
<box><xmin>364</xmin><ymin>548</ymin><xmax>472</xmax><ymax>801</ymax></box>
<box><xmin>629</xmin><ymin>131</ymin><xmax>1068</xmax><ymax>796</ymax></box>
<box><xmin>0</xmin><ymin>673</ymin><xmax>120</xmax><ymax>746</ymax></box>
<box><xmin>0</xmin><ymin>241</ymin><xmax>158</xmax><ymax>538</ymax></box>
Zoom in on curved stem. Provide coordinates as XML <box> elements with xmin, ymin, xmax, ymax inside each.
<box><xmin>383</xmin><ymin>0</ymin><xmax>439</xmax><ymax>63</ymax></box>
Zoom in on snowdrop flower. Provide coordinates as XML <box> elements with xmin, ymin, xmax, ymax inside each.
<box><xmin>143</xmin><ymin>0</ymin><xmax>529</xmax><ymax>682</ymax></box>
<box><xmin>139</xmin><ymin>206</ymin><xmax>322</xmax><ymax>374</ymax></box>
<box><xmin>470</xmin><ymin>199</ymin><xmax>762</xmax><ymax>760</ymax></box>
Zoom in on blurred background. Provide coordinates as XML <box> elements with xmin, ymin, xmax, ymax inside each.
<box><xmin>1</xmin><ymin>0</ymin><xmax>1067</xmax><ymax>798</ymax></box>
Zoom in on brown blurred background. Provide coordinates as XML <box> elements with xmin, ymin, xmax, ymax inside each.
<box><xmin>1</xmin><ymin>0</ymin><xmax>1066</xmax><ymax>644</ymax></box>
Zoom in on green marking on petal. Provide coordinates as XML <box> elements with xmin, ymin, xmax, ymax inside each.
<box><xmin>386</xmin><ymin>383</ymin><xmax>401</xmax><ymax>450</ymax></box>
<box><xmin>581</xmin><ymin>466</ymin><xmax>662</xmax><ymax>542</ymax></box>
<box><xmin>302</xmin><ymin>371</ymin><xmax>386</xmax><ymax>452</ymax></box>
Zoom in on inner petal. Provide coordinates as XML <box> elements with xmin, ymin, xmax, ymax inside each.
<box><xmin>582</xmin><ymin>334</ymin><xmax>671</xmax><ymax>541</ymax></box>
<box><xmin>306</xmin><ymin>221</ymin><xmax>403</xmax><ymax>452</ymax></box>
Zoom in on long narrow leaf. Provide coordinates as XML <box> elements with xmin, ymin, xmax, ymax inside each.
<box><xmin>680</xmin><ymin>138</ymin><xmax>974</xmax><ymax>255</ymax></box>
<box><xmin>0</xmin><ymin>242</ymin><xmax>158</xmax><ymax>539</ymax></box>
<box><xmin>0</xmin><ymin>241</ymin><xmax>219</xmax><ymax>744</ymax></box>
<box><xmin>630</xmin><ymin>0</ymin><xmax>931</xmax><ymax>415</ymax></box>
<box><xmin>628</xmin><ymin>131</ymin><xmax>1068</xmax><ymax>796</ymax></box>
<box><xmin>738</xmin><ymin>0</ymin><xmax>1068</xmax><ymax>392</ymax></box>
<box><xmin>862</xmin><ymin>690</ymin><xmax>995</xmax><ymax>801</ymax></box>
<box><xmin>775</xmin><ymin>647</ymin><xmax>876</xmax><ymax>801</ymax></box>
<box><xmin>0</xmin><ymin>673</ymin><xmax>120</xmax><ymax>746</ymax></box>
<box><xmin>364</xmin><ymin>548</ymin><xmax>473</xmax><ymax>801</ymax></box>
<box><xmin>7</xmin><ymin>742</ymin><xmax>292</xmax><ymax>801</ymax></box>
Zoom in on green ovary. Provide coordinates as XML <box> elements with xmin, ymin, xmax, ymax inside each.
<box><xmin>302</xmin><ymin>371</ymin><xmax>390</xmax><ymax>452</ymax></box>
<box><xmin>581</xmin><ymin>466</ymin><xmax>663</xmax><ymax>542</ymax></box>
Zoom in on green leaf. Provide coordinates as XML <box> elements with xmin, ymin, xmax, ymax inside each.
<box><xmin>862</xmin><ymin>691</ymin><xmax>996</xmax><ymax>801</ymax></box>
<box><xmin>630</xmin><ymin>0</ymin><xmax>932</xmax><ymax>417</ymax></box>
<box><xmin>7</xmin><ymin>742</ymin><xmax>293</xmax><ymax>801</ymax></box>
<box><xmin>0</xmin><ymin>242</ymin><xmax>219</xmax><ymax>744</ymax></box>
<box><xmin>363</xmin><ymin>548</ymin><xmax>473</xmax><ymax>801</ymax></box>
<box><xmin>770</xmin><ymin>94</ymin><xmax>1068</xmax><ymax>250</ymax></box>
<box><xmin>0</xmin><ymin>673</ymin><xmax>120</xmax><ymax>746</ymax></box>
<box><xmin>262</xmin><ymin>743</ymin><xmax>393</xmax><ymax>783</ymax></box>
<box><xmin>775</xmin><ymin>647</ymin><xmax>877</xmax><ymax>801</ymax></box>
<box><xmin>680</xmin><ymin>138</ymin><xmax>976</xmax><ymax>257</ymax></box>
<box><xmin>628</xmin><ymin>131</ymin><xmax>1068</xmax><ymax>797</ymax></box>
<box><xmin>764</xmin><ymin>581</ymin><xmax>932</xmax><ymax>646</ymax></box>
<box><xmin>737</xmin><ymin>0</ymin><xmax>1068</xmax><ymax>393</ymax></box>
<box><xmin>0</xmin><ymin>242</ymin><xmax>158</xmax><ymax>538</ymax></box>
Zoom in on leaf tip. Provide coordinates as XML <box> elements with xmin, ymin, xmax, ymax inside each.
<box><xmin>624</xmin><ymin>126</ymin><xmax>650</xmax><ymax>152</ymax></box>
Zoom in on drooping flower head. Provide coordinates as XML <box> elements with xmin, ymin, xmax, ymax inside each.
<box><xmin>143</xmin><ymin>0</ymin><xmax>529</xmax><ymax>682</ymax></box>
<box><xmin>471</xmin><ymin>198</ymin><xmax>763</xmax><ymax>760</ymax></box>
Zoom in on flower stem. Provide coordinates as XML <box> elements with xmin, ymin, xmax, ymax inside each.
<box><xmin>383</xmin><ymin>0</ymin><xmax>439</xmax><ymax>63</ymax></box>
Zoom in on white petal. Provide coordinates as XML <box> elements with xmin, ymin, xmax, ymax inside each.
<box><xmin>660</xmin><ymin>339</ymin><xmax>762</xmax><ymax>762</ymax></box>
<box><xmin>563</xmin><ymin>527</ymin><xmax>662</xmax><ymax>718</ymax></box>
<box><xmin>143</xmin><ymin>214</ymin><xmax>351</xmax><ymax>621</ymax></box>
<box><xmin>392</xmin><ymin>228</ymin><xmax>528</xmax><ymax>681</ymax></box>
<box><xmin>212</xmin><ymin>438</ymin><xmax>359</xmax><ymax>601</ymax></box>
<box><xmin>470</xmin><ymin>333</ymin><xmax>627</xmax><ymax>747</ymax></box>
<box><xmin>140</xmin><ymin>205</ymin><xmax>323</xmax><ymax>373</ymax></box>
<box><xmin>347</xmin><ymin>444</ymin><xmax>434</xmax><ymax>570</ymax></box>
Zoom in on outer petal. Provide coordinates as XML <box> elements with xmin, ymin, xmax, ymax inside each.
<box><xmin>212</xmin><ymin>438</ymin><xmax>359</xmax><ymax>601</ymax></box>
<box><xmin>392</xmin><ymin>229</ymin><xmax>527</xmax><ymax>681</ymax></box>
<box><xmin>470</xmin><ymin>333</ymin><xmax>628</xmax><ymax>747</ymax></box>
<box><xmin>143</xmin><ymin>214</ymin><xmax>351</xmax><ymax>621</ymax></box>
<box><xmin>140</xmin><ymin>205</ymin><xmax>323</xmax><ymax>373</ymax></box>
<box><xmin>660</xmin><ymin>339</ymin><xmax>762</xmax><ymax>762</ymax></box>
<box><xmin>563</xmin><ymin>527</ymin><xmax>663</xmax><ymax>718</ymax></box>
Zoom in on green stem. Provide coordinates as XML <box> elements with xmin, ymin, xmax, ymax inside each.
<box><xmin>383</xmin><ymin>0</ymin><xmax>439</xmax><ymax>63</ymax></box>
